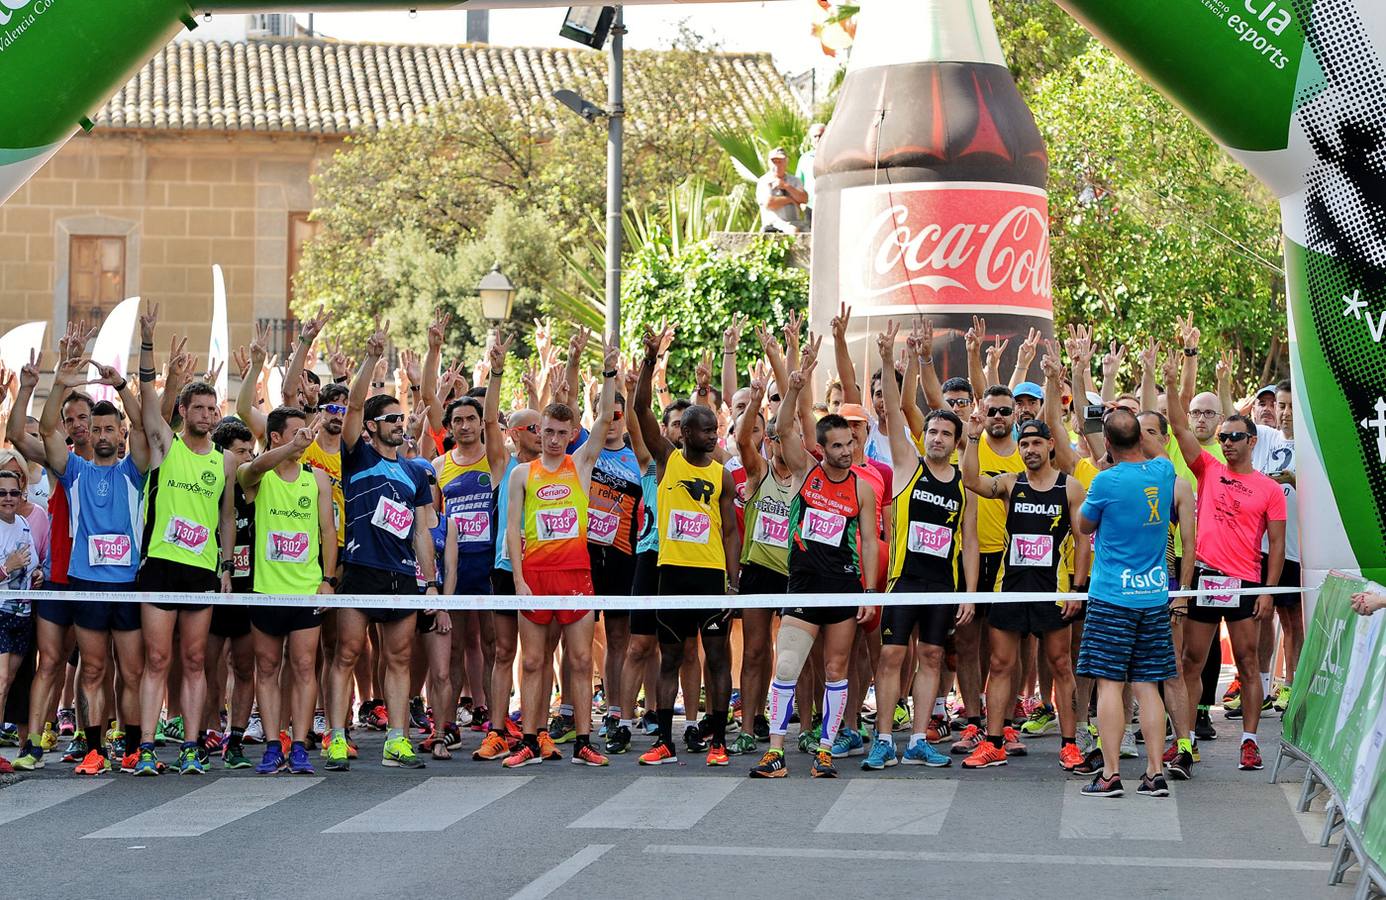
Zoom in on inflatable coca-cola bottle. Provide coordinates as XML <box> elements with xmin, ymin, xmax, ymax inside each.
<box><xmin>810</xmin><ymin>0</ymin><xmax>1052</xmax><ymax>381</ymax></box>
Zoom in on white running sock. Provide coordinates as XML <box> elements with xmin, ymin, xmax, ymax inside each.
<box><xmin>933</xmin><ymin>697</ymin><xmax>946</xmax><ymax>717</ymax></box>
<box><xmin>1260</xmin><ymin>672</ymin><xmax>1272</xmax><ymax>693</ymax></box>
<box><xmin>819</xmin><ymin>679</ymin><xmax>849</xmax><ymax>750</ymax></box>
<box><xmin>769</xmin><ymin>680</ymin><xmax>796</xmax><ymax>736</ymax></box>
<box><xmin>910</xmin><ymin>732</ymin><xmax>926</xmax><ymax>748</ymax></box>
<box><xmin>1242</xmin><ymin>731</ymin><xmax>1257</xmax><ymax>744</ymax></box>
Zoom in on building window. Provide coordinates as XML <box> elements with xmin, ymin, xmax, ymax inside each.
<box><xmin>68</xmin><ymin>235</ymin><xmax>126</xmax><ymax>326</ymax></box>
<box><xmin>286</xmin><ymin>211</ymin><xmax>321</xmax><ymax>315</ymax></box>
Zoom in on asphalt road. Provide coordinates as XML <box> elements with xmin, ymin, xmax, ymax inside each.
<box><xmin>0</xmin><ymin>710</ymin><xmax>1345</xmax><ymax>899</ymax></box>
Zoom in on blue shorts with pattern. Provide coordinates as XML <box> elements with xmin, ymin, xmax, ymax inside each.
<box><xmin>1075</xmin><ymin>597</ymin><xmax>1177</xmax><ymax>684</ymax></box>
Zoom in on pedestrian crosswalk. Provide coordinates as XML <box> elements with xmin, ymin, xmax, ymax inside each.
<box><xmin>0</xmin><ymin>768</ymin><xmax>1270</xmax><ymax>842</ymax></box>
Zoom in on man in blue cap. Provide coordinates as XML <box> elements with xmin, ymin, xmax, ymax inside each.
<box><xmin>1013</xmin><ymin>381</ymin><xmax>1044</xmax><ymax>428</ymax></box>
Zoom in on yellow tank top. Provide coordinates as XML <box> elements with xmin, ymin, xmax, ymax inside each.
<box><xmin>976</xmin><ymin>434</ymin><xmax>1025</xmax><ymax>553</ymax></box>
<box><xmin>302</xmin><ymin>440</ymin><xmax>344</xmax><ymax>547</ymax></box>
<box><xmin>521</xmin><ymin>455</ymin><xmax>589</xmax><ymax>573</ymax></box>
<box><xmin>439</xmin><ymin>449</ymin><xmax>488</xmax><ymax>491</ymax></box>
<box><xmin>657</xmin><ymin>452</ymin><xmax>725</xmax><ymax>571</ymax></box>
<box><xmin>1059</xmin><ymin>456</ymin><xmax>1098</xmax><ymax>589</ymax></box>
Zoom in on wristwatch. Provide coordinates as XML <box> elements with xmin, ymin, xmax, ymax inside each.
<box><xmin>322</xmin><ymin>575</ymin><xmax>339</xmax><ymax>588</ymax></box>
<box><xmin>219</xmin><ymin>559</ymin><xmax>235</xmax><ymax>574</ymax></box>
<box><xmin>1183</xmin><ymin>348</ymin><xmax>1199</xmax><ymax>357</ymax></box>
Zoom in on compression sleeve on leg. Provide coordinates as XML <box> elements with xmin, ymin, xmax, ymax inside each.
<box><xmin>819</xmin><ymin>678</ymin><xmax>849</xmax><ymax>751</ymax></box>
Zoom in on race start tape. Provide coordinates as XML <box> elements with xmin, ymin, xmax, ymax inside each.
<box><xmin>0</xmin><ymin>585</ymin><xmax>1306</xmax><ymax>612</ymax></box>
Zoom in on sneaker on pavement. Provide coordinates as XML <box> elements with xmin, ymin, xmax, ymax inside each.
<box><xmin>383</xmin><ymin>735</ymin><xmax>426</xmax><ymax>769</ymax></box>
<box><xmin>892</xmin><ymin>701</ymin><xmax>912</xmax><ymax>733</ymax></box>
<box><xmin>287</xmin><ymin>743</ymin><xmax>315</xmax><ymax>775</ymax></box>
<box><xmin>685</xmin><ymin>721</ymin><xmax>710</xmax><ymax>753</ymax></box>
<box><xmin>365</xmin><ymin>704</ymin><xmax>389</xmax><ymax>731</ymax></box>
<box><xmin>753</xmin><ymin>714</ymin><xmax>770</xmax><ymax>742</ymax></box>
<box><xmin>705</xmin><ymin>744</ymin><xmax>730</xmax><ymax>767</ymax></box>
<box><xmin>1076</xmin><ymin>723</ymin><xmax>1098</xmax><ymax>756</ymax></box>
<box><xmin>862</xmin><ymin>738</ymin><xmax>898</xmax><ymax>770</ymax></box>
<box><xmin>638</xmin><ymin>742</ymin><xmax>679</xmax><ymax>766</ymax></box>
<box><xmin>57</xmin><ymin>707</ymin><xmax>76</xmax><ymax>737</ymax></box>
<box><xmin>548</xmin><ymin>714</ymin><xmax>577</xmax><ymax>744</ymax></box>
<box><xmin>324</xmin><ymin>733</ymin><xmax>350</xmax><ymax>771</ymax></box>
<box><xmin>1059</xmin><ymin>742</ymin><xmax>1085</xmax><ymax>771</ymax></box>
<box><xmin>727</xmin><ymin>732</ymin><xmax>758</xmax><ymax>756</ymax></box>
<box><xmin>1137</xmin><ymin>772</ymin><xmax>1170</xmax><ymax>797</ymax></box>
<box><xmin>951</xmin><ymin>723</ymin><xmax>985</xmax><ymax>755</ymax></box>
<box><xmin>0</xmin><ymin>722</ymin><xmax>18</xmax><ymax>746</ymax></box>
<box><xmin>177</xmin><ymin>744</ymin><xmax>205</xmax><ymax>774</ymax></box>
<box><xmin>1082</xmin><ymin>771</ymin><xmax>1124</xmax><ymax>797</ymax></box>
<box><xmin>1119</xmin><ymin>729</ymin><xmax>1139</xmax><ymax>759</ymax></box>
<box><xmin>1195</xmin><ymin>709</ymin><xmax>1218</xmax><ymax>740</ymax></box>
<box><xmin>903</xmin><ymin>739</ymin><xmax>951</xmax><ymax>767</ymax></box>
<box><xmin>1072</xmin><ymin>747</ymin><xmax>1106</xmax><ymax>776</ymax></box>
<box><xmin>12</xmin><ymin>742</ymin><xmax>43</xmax><ymax>771</ymax></box>
<box><xmin>133</xmin><ymin>746</ymin><xmax>160</xmax><ymax>776</ymax></box>
<box><xmin>503</xmin><ymin>743</ymin><xmax>541</xmax><ymax>768</ymax></box>
<box><xmin>830</xmin><ymin>726</ymin><xmax>865</xmax><ymax>758</ymax></box>
<box><xmin>538</xmin><ymin>732</ymin><xmax>563</xmax><ymax>761</ymax></box>
<box><xmin>926</xmin><ymin>716</ymin><xmax>951</xmax><ymax>744</ymax></box>
<box><xmin>1239</xmin><ymin>738</ymin><xmax>1264</xmax><ymax>771</ymax></box>
<box><xmin>749</xmin><ymin>748</ymin><xmax>787</xmax><ymax>778</ymax></box>
<box><xmin>642</xmin><ymin>712</ymin><xmax>660</xmax><ymax>736</ymax></box>
<box><xmin>1003</xmin><ymin>725</ymin><xmax>1028</xmax><ymax>757</ymax></box>
<box><xmin>1167</xmin><ymin>750</ymin><xmax>1194</xmax><ymax>780</ymax></box>
<box><xmin>223</xmin><ymin>743</ymin><xmax>252</xmax><ymax>770</ymax></box>
<box><xmin>811</xmin><ymin>749</ymin><xmax>838</xmax><ymax>778</ymax></box>
<box><xmin>573</xmin><ymin>743</ymin><xmax>609</xmax><ymax>767</ymax></box>
<box><xmin>605</xmin><ymin>724</ymin><xmax>633</xmax><ymax>755</ymax></box>
<box><xmin>243</xmin><ymin>714</ymin><xmax>265</xmax><ymax>744</ymax></box>
<box><xmin>961</xmin><ymin>739</ymin><xmax>1007</xmax><ymax>769</ymax></box>
<box><xmin>38</xmin><ymin>722</ymin><xmax>58</xmax><ymax>751</ymax></box>
<box><xmin>1020</xmin><ymin>706</ymin><xmax>1058</xmax><ymax>737</ymax></box>
<box><xmin>474</xmin><ymin>731</ymin><xmax>511</xmax><ymax>761</ymax></box>
<box><xmin>61</xmin><ymin>735</ymin><xmax>88</xmax><ymax>763</ymax></box>
<box><xmin>74</xmin><ymin>749</ymin><xmax>110</xmax><ymax>775</ymax></box>
<box><xmin>256</xmin><ymin>744</ymin><xmax>286</xmax><ymax>774</ymax></box>
<box><xmin>1273</xmin><ymin>684</ymin><xmax>1292</xmax><ymax>713</ymax></box>
<box><xmin>1223</xmin><ymin>678</ymin><xmax>1241</xmax><ymax>705</ymax></box>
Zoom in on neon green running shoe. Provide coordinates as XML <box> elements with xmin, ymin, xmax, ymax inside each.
<box><xmin>383</xmin><ymin>735</ymin><xmax>425</xmax><ymax>769</ymax></box>
<box><xmin>324</xmin><ymin>733</ymin><xmax>350</xmax><ymax>771</ymax></box>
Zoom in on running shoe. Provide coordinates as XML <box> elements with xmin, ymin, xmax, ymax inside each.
<box><xmin>74</xmin><ymin>749</ymin><xmax>110</xmax><ymax>775</ymax></box>
<box><xmin>440</xmin><ymin>722</ymin><xmax>464</xmax><ymax>752</ymax></box>
<box><xmin>685</xmin><ymin>720</ymin><xmax>710</xmax><ymax>753</ymax></box>
<box><xmin>470</xmin><ymin>706</ymin><xmax>488</xmax><ymax>732</ymax></box>
<box><xmin>811</xmin><ymin>748</ymin><xmax>838</xmax><ymax>778</ymax></box>
<box><xmin>753</xmin><ymin>714</ymin><xmax>770</xmax><ymax>743</ymax></box>
<box><xmin>109</xmin><ymin>732</ymin><xmax>126</xmax><ymax>762</ymax></box>
<box><xmin>12</xmin><ymin>744</ymin><xmax>43</xmax><ymax>771</ymax></box>
<box><xmin>1137</xmin><ymin>772</ymin><xmax>1170</xmax><ymax>797</ymax></box>
<box><xmin>223</xmin><ymin>743</ymin><xmax>252</xmax><ymax>770</ymax></box>
<box><xmin>1162</xmin><ymin>742</ymin><xmax>1180</xmax><ymax>764</ymax></box>
<box><xmin>605</xmin><ymin>724</ymin><xmax>633</xmax><ymax>755</ymax></box>
<box><xmin>706</xmin><ymin>744</ymin><xmax>730</xmax><ymax>767</ymax></box>
<box><xmin>1195</xmin><ymin>709</ymin><xmax>1217</xmax><ymax>740</ymax></box>
<box><xmin>573</xmin><ymin>743</ymin><xmax>609</xmax><ymax>767</ymax></box>
<box><xmin>61</xmin><ymin>735</ymin><xmax>88</xmax><ymax>763</ymax></box>
<box><xmin>1072</xmin><ymin>747</ymin><xmax>1107</xmax><ymax>775</ymax></box>
<box><xmin>599</xmin><ymin>713</ymin><xmax>617</xmax><ymax>739</ymax></box>
<box><xmin>1239</xmin><ymin>738</ymin><xmax>1264</xmax><ymax>771</ymax></box>
<box><xmin>324</xmin><ymin>733</ymin><xmax>350</xmax><ymax>771</ymax></box>
<box><xmin>727</xmin><ymin>732</ymin><xmax>758</xmax><ymax>756</ymax></box>
<box><xmin>474</xmin><ymin>731</ymin><xmax>511</xmax><ymax>761</ymax></box>
<box><xmin>456</xmin><ymin>704</ymin><xmax>474</xmax><ymax>729</ymax></box>
<box><xmin>383</xmin><ymin>736</ymin><xmax>425</xmax><ymax>769</ymax></box>
<box><xmin>120</xmin><ymin>750</ymin><xmax>139</xmax><ymax>774</ymax></box>
<box><xmin>1012</xmin><ymin>699</ymin><xmax>1027</xmax><ymax>722</ymax></box>
<box><xmin>256</xmin><ymin>744</ymin><xmax>286</xmax><ymax>775</ymax></box>
<box><xmin>796</xmin><ymin>721</ymin><xmax>822</xmax><ymax>754</ymax></box>
<box><xmin>161</xmin><ymin>716</ymin><xmax>185</xmax><ymax>744</ymax></box>
<box><xmin>503</xmin><ymin>715</ymin><xmax>523</xmax><ymax>742</ymax></box>
<box><xmin>862</xmin><ymin>738</ymin><xmax>898</xmax><ymax>770</ymax></box>
<box><xmin>0</xmin><ymin>755</ymin><xmax>12</xmax><ymax>774</ymax></box>
<box><xmin>1020</xmin><ymin>706</ymin><xmax>1058</xmax><ymax>737</ymax></box>
<box><xmin>1119</xmin><ymin>728</ymin><xmax>1139</xmax><ymax>759</ymax></box>
<box><xmin>313</xmin><ymin>710</ymin><xmax>328</xmax><ymax>736</ymax></box>
<box><xmin>503</xmin><ymin>743</ymin><xmax>541</xmax><ymax>768</ymax></box>
<box><xmin>951</xmin><ymin>723</ymin><xmax>985</xmax><ymax>755</ymax></box>
<box><xmin>892</xmin><ymin>701</ymin><xmax>912</xmax><ymax>733</ymax></box>
<box><xmin>409</xmin><ymin>696</ymin><xmax>429</xmax><ymax>733</ymax></box>
<box><xmin>949</xmin><ymin>707</ymin><xmax>969</xmax><ymax>731</ymax></box>
<box><xmin>902</xmin><ymin>739</ymin><xmax>951</xmax><ymax>767</ymax></box>
<box><xmin>1076</xmin><ymin>723</ymin><xmax>1098</xmax><ymax>756</ymax></box>
<box><xmin>1003</xmin><ymin>725</ymin><xmax>1028</xmax><ymax>757</ymax></box>
<box><xmin>642</xmin><ymin>711</ymin><xmax>660</xmax><ymax>736</ymax></box>
<box><xmin>830</xmin><ymin>727</ymin><xmax>865</xmax><ymax>758</ymax></box>
<box><xmin>287</xmin><ymin>743</ymin><xmax>315</xmax><ymax>775</ymax></box>
<box><xmin>365</xmin><ymin>704</ymin><xmax>389</xmax><ymax>731</ymax></box>
<box><xmin>926</xmin><ymin>716</ymin><xmax>951</xmax><ymax>744</ymax></box>
<box><xmin>38</xmin><ymin>722</ymin><xmax>58</xmax><ymax>751</ymax></box>
<box><xmin>1167</xmin><ymin>750</ymin><xmax>1194</xmax><ymax>780</ymax></box>
<box><xmin>1224</xmin><ymin>704</ymin><xmax>1244</xmax><ymax>720</ymax></box>
<box><xmin>1260</xmin><ymin>693</ymin><xmax>1276</xmax><ymax>714</ymax></box>
<box><xmin>133</xmin><ymin>746</ymin><xmax>160</xmax><ymax>776</ymax></box>
<box><xmin>0</xmin><ymin>722</ymin><xmax>18</xmax><ymax>746</ymax></box>
<box><xmin>57</xmin><ymin>707</ymin><xmax>76</xmax><ymax>738</ymax></box>
<box><xmin>1082</xmin><ymin>772</ymin><xmax>1124</xmax><ymax>797</ymax></box>
<box><xmin>1273</xmin><ymin>684</ymin><xmax>1292</xmax><ymax>713</ymax></box>
<box><xmin>1223</xmin><ymin>678</ymin><xmax>1241</xmax><ymax>705</ymax></box>
<box><xmin>961</xmin><ymin>739</ymin><xmax>1007</xmax><ymax>769</ymax></box>
<box><xmin>177</xmin><ymin>744</ymin><xmax>205</xmax><ymax>774</ymax></box>
<box><xmin>243</xmin><ymin>714</ymin><xmax>265</xmax><ymax>744</ymax></box>
<box><xmin>538</xmin><ymin>731</ymin><xmax>563</xmax><ymax>761</ymax></box>
<box><xmin>1059</xmin><ymin>742</ymin><xmax>1084</xmax><ymax>772</ymax></box>
<box><xmin>638</xmin><ymin>742</ymin><xmax>679</xmax><ymax>766</ymax></box>
<box><xmin>548</xmin><ymin>714</ymin><xmax>577</xmax><ymax>744</ymax></box>
<box><xmin>749</xmin><ymin>748</ymin><xmax>787</xmax><ymax>778</ymax></box>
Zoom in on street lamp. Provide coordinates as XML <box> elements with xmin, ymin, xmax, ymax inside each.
<box><xmin>477</xmin><ymin>263</ymin><xmax>515</xmax><ymax>323</ymax></box>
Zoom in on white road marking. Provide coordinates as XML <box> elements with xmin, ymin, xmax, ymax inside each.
<box><xmin>0</xmin><ymin>779</ymin><xmax>111</xmax><ymax>827</ymax></box>
<box><xmin>568</xmin><ymin>776</ymin><xmax>740</xmax><ymax>830</ymax></box>
<box><xmin>325</xmin><ymin>776</ymin><xmax>532</xmax><ymax>833</ymax></box>
<box><xmin>814</xmin><ymin>778</ymin><xmax>958</xmax><ymax>835</ymax></box>
<box><xmin>1059</xmin><ymin>781</ymin><xmax>1181</xmax><ymax>841</ymax></box>
<box><xmin>508</xmin><ymin>844</ymin><xmax>614</xmax><ymax>899</ymax></box>
<box><xmin>84</xmin><ymin>777</ymin><xmax>321</xmax><ymax>838</ymax></box>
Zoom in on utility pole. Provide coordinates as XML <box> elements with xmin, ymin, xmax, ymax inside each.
<box><xmin>604</xmin><ymin>7</ymin><xmax>625</xmax><ymax>345</ymax></box>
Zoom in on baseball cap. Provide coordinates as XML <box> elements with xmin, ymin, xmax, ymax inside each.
<box><xmin>1256</xmin><ymin>384</ymin><xmax>1278</xmax><ymax>398</ymax></box>
<box><xmin>768</xmin><ymin>146</ymin><xmax>788</xmax><ymax>160</ymax></box>
<box><xmin>1017</xmin><ymin>420</ymin><xmax>1052</xmax><ymax>440</ymax></box>
<box><xmin>1013</xmin><ymin>381</ymin><xmax>1044</xmax><ymax>400</ymax></box>
<box><xmin>838</xmin><ymin>403</ymin><xmax>870</xmax><ymax>423</ymax></box>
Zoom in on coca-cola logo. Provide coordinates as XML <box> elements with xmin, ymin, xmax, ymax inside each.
<box><xmin>92</xmin><ymin>535</ymin><xmax>130</xmax><ymax>561</ymax></box>
<box><xmin>540</xmin><ymin>508</ymin><xmax>577</xmax><ymax>533</ymax></box>
<box><xmin>672</xmin><ymin>511</ymin><xmax>710</xmax><ymax>540</ymax></box>
<box><xmin>537</xmin><ymin>484</ymin><xmax>571</xmax><ymax>502</ymax></box>
<box><xmin>842</xmin><ymin>183</ymin><xmax>1052</xmax><ymax>315</ymax></box>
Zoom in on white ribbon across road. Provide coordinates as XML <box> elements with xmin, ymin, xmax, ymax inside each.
<box><xmin>0</xmin><ymin>585</ymin><xmax>1306</xmax><ymax>612</ymax></box>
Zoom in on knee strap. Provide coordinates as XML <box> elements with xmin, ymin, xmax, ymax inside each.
<box><xmin>773</xmin><ymin>624</ymin><xmax>816</xmax><ymax>684</ymax></box>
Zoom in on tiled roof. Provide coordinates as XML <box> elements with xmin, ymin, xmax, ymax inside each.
<box><xmin>92</xmin><ymin>38</ymin><xmax>793</xmax><ymax>135</ymax></box>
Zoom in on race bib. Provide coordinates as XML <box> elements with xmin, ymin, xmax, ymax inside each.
<box><xmin>267</xmin><ymin>531</ymin><xmax>311</xmax><ymax>564</ymax></box>
<box><xmin>803</xmin><ymin>508</ymin><xmax>847</xmax><ymax>547</ymax></box>
<box><xmin>1197</xmin><ymin>574</ymin><xmax>1241</xmax><ymax>608</ymax></box>
<box><xmin>667</xmin><ymin>510</ymin><xmax>712</xmax><ymax>544</ymax></box>
<box><xmin>88</xmin><ymin>533</ymin><xmax>132</xmax><ymax>567</ymax></box>
<box><xmin>371</xmin><ymin>496</ymin><xmax>414</xmax><ymax>539</ymax></box>
<box><xmin>164</xmin><ymin>515</ymin><xmax>210</xmax><ymax>555</ymax></box>
<box><xmin>452</xmin><ymin>510</ymin><xmax>492</xmax><ymax>544</ymax></box>
<box><xmin>1009</xmin><ymin>534</ymin><xmax>1053</xmax><ymax>567</ymax></box>
<box><xmin>753</xmin><ymin>512</ymin><xmax>790</xmax><ymax>549</ymax></box>
<box><xmin>536</xmin><ymin>506</ymin><xmax>579</xmax><ymax>542</ymax></box>
<box><xmin>588</xmin><ymin>509</ymin><xmax>620</xmax><ymax>545</ymax></box>
<box><xmin>232</xmin><ymin>544</ymin><xmax>251</xmax><ymax>578</ymax></box>
<box><xmin>908</xmin><ymin>521</ymin><xmax>954</xmax><ymax>558</ymax></box>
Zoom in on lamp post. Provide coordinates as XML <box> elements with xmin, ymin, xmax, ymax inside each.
<box><xmin>477</xmin><ymin>262</ymin><xmax>516</xmax><ymax>324</ymax></box>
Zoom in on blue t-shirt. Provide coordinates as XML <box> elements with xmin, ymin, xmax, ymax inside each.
<box><xmin>59</xmin><ymin>453</ymin><xmax>145</xmax><ymax>583</ymax></box>
<box><xmin>635</xmin><ymin>462</ymin><xmax>659</xmax><ymax>555</ymax></box>
<box><xmin>494</xmin><ymin>455</ymin><xmax>519</xmax><ymax>573</ymax></box>
<box><xmin>1081</xmin><ymin>457</ymin><xmax>1176</xmax><ymax>609</ymax></box>
<box><xmin>342</xmin><ymin>439</ymin><xmax>434</xmax><ymax>577</ymax></box>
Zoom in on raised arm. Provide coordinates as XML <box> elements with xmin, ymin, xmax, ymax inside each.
<box><xmin>1215</xmin><ymin>349</ymin><xmax>1238</xmax><ymax>417</ymax></box>
<box><xmin>622</xmin><ymin>362</ymin><xmax>652</xmax><ymax>469</ymax></box>
<box><xmin>1177</xmin><ymin>314</ymin><xmax>1199</xmax><ymax>408</ymax></box>
<box><xmin>1163</xmin><ymin>348</ymin><xmax>1203</xmax><ymax>465</ymax></box>
<box><xmin>857</xmin><ymin>477</ymin><xmax>879</xmax><ymax>593</ymax></box>
<box><xmin>5</xmin><ymin>350</ymin><xmax>44</xmax><ymax>464</ymax></box>
<box><xmin>719</xmin><ymin>468</ymin><xmax>741</xmax><ymax>591</ymax></box>
<box><xmin>831</xmin><ymin>303</ymin><xmax>860</xmax><ymax>404</ymax></box>
<box><xmin>635</xmin><ymin>326</ymin><xmax>675</xmax><ymax>468</ymax></box>
<box><xmin>159</xmin><ymin>334</ymin><xmax>194</xmax><ymax>427</ymax></box>
<box><xmin>239</xmin><ymin>417</ymin><xmax>316</xmax><ymax>498</ymax></box>
<box><xmin>138</xmin><ymin>303</ymin><xmax>174</xmax><ymax>462</ymax></box>
<box><xmin>483</xmin><ymin>333</ymin><xmax>512</xmax><ymax>479</ymax></box>
<box><xmin>722</xmin><ymin>314</ymin><xmax>745</xmax><ymax>413</ymax></box>
<box><xmin>1008</xmin><ymin>327</ymin><xmax>1040</xmax><ymax>389</ymax></box>
<box><xmin>575</xmin><ymin>341</ymin><xmax>619</xmax><ymax>478</ymax></box>
<box><xmin>735</xmin><ymin>375</ymin><xmax>769</xmax><ymax>488</ymax></box>
<box><xmin>966</xmin><ymin>316</ymin><xmax>988</xmax><ymax>392</ymax></box>
<box><xmin>91</xmin><ymin>361</ymin><xmax>149</xmax><ymax>474</ymax></box>
<box><xmin>960</xmin><ymin>408</ymin><xmax>1011</xmax><ymax>500</ymax></box>
<box><xmin>777</xmin><ymin>336</ymin><xmax>819</xmax><ymax>474</ymax></box>
<box><xmin>1174</xmin><ymin>477</ymin><xmax>1196</xmax><ymax>595</ymax></box>
<box><xmin>1040</xmin><ymin>342</ymin><xmax>1079</xmax><ymax>475</ymax></box>
<box><xmin>421</xmin><ymin>311</ymin><xmax>449</xmax><ymax>433</ymax></box>
<box><xmin>40</xmin><ymin>355</ymin><xmax>89</xmax><ymax>476</ymax></box>
<box><xmin>344</xmin><ymin>318</ymin><xmax>387</xmax><ymax>452</ymax></box>
<box><xmin>1098</xmin><ymin>340</ymin><xmax>1125</xmax><ymax>404</ymax></box>
<box><xmin>912</xmin><ymin>317</ymin><xmax>944</xmax><ymax>413</ymax></box>
<box><xmin>876</xmin><ymin>322</ymin><xmax>919</xmax><ymax>487</ymax></box>
<box><xmin>1138</xmin><ymin>337</ymin><xmax>1160</xmax><ymax>412</ymax></box>
<box><xmin>238</xmin><ymin>321</ymin><xmax>270</xmax><ymax>442</ymax></box>
<box><xmin>283</xmin><ymin>304</ymin><xmax>328</xmax><ymax>408</ymax></box>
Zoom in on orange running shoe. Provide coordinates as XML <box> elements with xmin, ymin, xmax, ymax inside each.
<box><xmin>705</xmin><ymin>744</ymin><xmax>730</xmax><ymax>767</ymax></box>
<box><xmin>473</xmin><ymin>731</ymin><xmax>510</xmax><ymax>761</ymax></box>
<box><xmin>1059</xmin><ymin>742</ymin><xmax>1084</xmax><ymax>771</ymax></box>
<box><xmin>950</xmin><ymin>723</ymin><xmax>985</xmax><ymax>755</ymax></box>
<box><xmin>961</xmin><ymin>738</ymin><xmax>1008</xmax><ymax>769</ymax></box>
<box><xmin>1002</xmin><ymin>726</ymin><xmax>1028</xmax><ymax>757</ymax></box>
<box><xmin>280</xmin><ymin>730</ymin><xmax>291</xmax><ymax>758</ymax></box>
<box><xmin>538</xmin><ymin>731</ymin><xmax>563</xmax><ymax>761</ymax></box>
<box><xmin>120</xmin><ymin>751</ymin><xmax>139</xmax><ymax>774</ymax></box>
<box><xmin>572</xmin><ymin>744</ymin><xmax>609</xmax><ymax>767</ymax></box>
<box><xmin>74</xmin><ymin>749</ymin><xmax>111</xmax><ymax>775</ymax></box>
<box><xmin>1222</xmin><ymin>677</ymin><xmax>1241</xmax><ymax>705</ymax></box>
<box><xmin>503</xmin><ymin>716</ymin><xmax>523</xmax><ymax>741</ymax></box>
<box><xmin>638</xmin><ymin>742</ymin><xmax>679</xmax><ymax>766</ymax></box>
<box><xmin>502</xmin><ymin>743</ymin><xmax>541</xmax><ymax>768</ymax></box>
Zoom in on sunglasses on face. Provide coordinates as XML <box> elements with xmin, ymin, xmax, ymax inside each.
<box><xmin>1217</xmin><ymin>431</ymin><xmax>1251</xmax><ymax>443</ymax></box>
<box><xmin>372</xmin><ymin>413</ymin><xmax>405</xmax><ymax>424</ymax></box>
<box><xmin>323</xmin><ymin>403</ymin><xmax>347</xmax><ymax>416</ymax></box>
<box><xmin>0</xmin><ymin>489</ymin><xmax>23</xmax><ymax>498</ymax></box>
<box><xmin>612</xmin><ymin>410</ymin><xmax>623</xmax><ymax>421</ymax></box>
<box><xmin>513</xmin><ymin>423</ymin><xmax>538</xmax><ymax>434</ymax></box>
<box><xmin>987</xmin><ymin>406</ymin><xmax>1014</xmax><ymax>418</ymax></box>
<box><xmin>945</xmin><ymin>398</ymin><xmax>972</xmax><ymax>408</ymax></box>
<box><xmin>769</xmin><ymin>394</ymin><xmax>781</xmax><ymax>403</ymax></box>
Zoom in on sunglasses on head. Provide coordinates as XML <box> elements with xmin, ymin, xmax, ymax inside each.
<box><xmin>372</xmin><ymin>413</ymin><xmax>405</xmax><ymax>424</ymax></box>
<box><xmin>987</xmin><ymin>406</ymin><xmax>1014</xmax><ymax>418</ymax></box>
<box><xmin>323</xmin><ymin>403</ymin><xmax>347</xmax><ymax>415</ymax></box>
<box><xmin>1217</xmin><ymin>431</ymin><xmax>1251</xmax><ymax>443</ymax></box>
<box><xmin>0</xmin><ymin>489</ymin><xmax>23</xmax><ymax>498</ymax></box>
<box><xmin>945</xmin><ymin>397</ymin><xmax>972</xmax><ymax>408</ymax></box>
